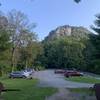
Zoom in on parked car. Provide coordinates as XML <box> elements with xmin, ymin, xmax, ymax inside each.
<box><xmin>23</xmin><ymin>68</ymin><xmax>35</xmax><ymax>75</ymax></box>
<box><xmin>64</xmin><ymin>68</ymin><xmax>77</xmax><ymax>72</ymax></box>
<box><xmin>9</xmin><ymin>71</ymin><xmax>31</xmax><ymax>78</ymax></box>
<box><xmin>64</xmin><ymin>70</ymin><xmax>83</xmax><ymax>77</ymax></box>
<box><xmin>54</xmin><ymin>69</ymin><xmax>65</xmax><ymax>74</ymax></box>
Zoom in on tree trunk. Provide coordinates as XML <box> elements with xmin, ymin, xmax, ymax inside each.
<box><xmin>25</xmin><ymin>60</ymin><xmax>28</xmax><ymax>69</ymax></box>
<box><xmin>11</xmin><ymin>47</ymin><xmax>15</xmax><ymax>72</ymax></box>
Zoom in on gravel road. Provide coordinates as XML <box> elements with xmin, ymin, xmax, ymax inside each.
<box><xmin>33</xmin><ymin>70</ymin><xmax>94</xmax><ymax>88</ymax></box>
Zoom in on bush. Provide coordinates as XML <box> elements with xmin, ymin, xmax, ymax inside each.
<box><xmin>35</xmin><ymin>65</ymin><xmax>45</xmax><ymax>71</ymax></box>
<box><xmin>91</xmin><ymin>59</ymin><xmax>100</xmax><ymax>74</ymax></box>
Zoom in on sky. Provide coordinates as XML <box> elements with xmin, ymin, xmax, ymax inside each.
<box><xmin>0</xmin><ymin>0</ymin><xmax>100</xmax><ymax>40</ymax></box>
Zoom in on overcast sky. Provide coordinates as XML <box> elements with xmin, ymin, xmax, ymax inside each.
<box><xmin>0</xmin><ymin>0</ymin><xmax>100</xmax><ymax>40</ymax></box>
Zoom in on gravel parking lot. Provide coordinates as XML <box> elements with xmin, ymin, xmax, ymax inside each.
<box><xmin>33</xmin><ymin>70</ymin><xmax>94</xmax><ymax>88</ymax></box>
<box><xmin>33</xmin><ymin>70</ymin><xmax>96</xmax><ymax>100</ymax></box>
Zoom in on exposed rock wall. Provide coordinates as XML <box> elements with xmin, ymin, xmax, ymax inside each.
<box><xmin>44</xmin><ymin>25</ymin><xmax>92</xmax><ymax>41</ymax></box>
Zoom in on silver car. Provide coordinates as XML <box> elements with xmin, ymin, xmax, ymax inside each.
<box><xmin>9</xmin><ymin>71</ymin><xmax>31</xmax><ymax>78</ymax></box>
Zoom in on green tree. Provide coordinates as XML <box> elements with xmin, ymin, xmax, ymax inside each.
<box><xmin>43</xmin><ymin>37</ymin><xmax>85</xmax><ymax>69</ymax></box>
<box><xmin>0</xmin><ymin>16</ymin><xmax>11</xmax><ymax>75</ymax></box>
<box><xmin>90</xmin><ymin>14</ymin><xmax>100</xmax><ymax>74</ymax></box>
<box><xmin>74</xmin><ymin>0</ymin><xmax>81</xmax><ymax>3</ymax></box>
<box><xmin>7</xmin><ymin>9</ymin><xmax>36</xmax><ymax>72</ymax></box>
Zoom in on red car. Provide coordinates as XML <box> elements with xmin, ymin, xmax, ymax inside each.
<box><xmin>64</xmin><ymin>70</ymin><xmax>83</xmax><ymax>77</ymax></box>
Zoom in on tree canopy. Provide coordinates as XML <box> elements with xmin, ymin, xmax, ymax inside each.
<box><xmin>74</xmin><ymin>0</ymin><xmax>81</xmax><ymax>3</ymax></box>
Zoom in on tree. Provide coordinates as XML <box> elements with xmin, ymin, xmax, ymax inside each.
<box><xmin>90</xmin><ymin>14</ymin><xmax>100</xmax><ymax>74</ymax></box>
<box><xmin>0</xmin><ymin>15</ymin><xmax>11</xmax><ymax>75</ymax></box>
<box><xmin>18</xmin><ymin>41</ymin><xmax>43</xmax><ymax>70</ymax></box>
<box><xmin>7</xmin><ymin>9</ymin><xmax>36</xmax><ymax>72</ymax></box>
<box><xmin>0</xmin><ymin>10</ymin><xmax>41</xmax><ymax>72</ymax></box>
<box><xmin>17</xmin><ymin>29</ymin><xmax>38</xmax><ymax>69</ymax></box>
<box><xmin>43</xmin><ymin>37</ymin><xmax>85</xmax><ymax>69</ymax></box>
<box><xmin>74</xmin><ymin>0</ymin><xmax>81</xmax><ymax>3</ymax></box>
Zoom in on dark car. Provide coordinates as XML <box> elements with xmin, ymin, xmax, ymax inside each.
<box><xmin>9</xmin><ymin>71</ymin><xmax>30</xmax><ymax>78</ymax></box>
<box><xmin>54</xmin><ymin>69</ymin><xmax>65</xmax><ymax>74</ymax></box>
<box><xmin>64</xmin><ymin>70</ymin><xmax>83</xmax><ymax>77</ymax></box>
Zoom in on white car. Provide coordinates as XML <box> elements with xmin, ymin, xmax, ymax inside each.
<box><xmin>22</xmin><ymin>71</ymin><xmax>30</xmax><ymax>78</ymax></box>
<box><xmin>23</xmin><ymin>68</ymin><xmax>34</xmax><ymax>75</ymax></box>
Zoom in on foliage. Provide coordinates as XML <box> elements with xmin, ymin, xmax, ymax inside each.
<box><xmin>0</xmin><ymin>9</ymin><xmax>100</xmax><ymax>75</ymax></box>
<box><xmin>74</xmin><ymin>0</ymin><xmax>81</xmax><ymax>3</ymax></box>
<box><xmin>18</xmin><ymin>42</ymin><xmax>43</xmax><ymax>70</ymax></box>
<box><xmin>42</xmin><ymin>37</ymin><xmax>86</xmax><ymax>69</ymax></box>
<box><xmin>0</xmin><ymin>10</ymin><xmax>41</xmax><ymax>73</ymax></box>
<box><xmin>0</xmin><ymin>29</ymin><xmax>11</xmax><ymax>52</ymax></box>
<box><xmin>34</xmin><ymin>65</ymin><xmax>45</xmax><ymax>71</ymax></box>
<box><xmin>90</xmin><ymin>14</ymin><xmax>100</xmax><ymax>74</ymax></box>
<box><xmin>7</xmin><ymin>9</ymin><xmax>37</xmax><ymax>72</ymax></box>
<box><xmin>0</xmin><ymin>17</ymin><xmax>11</xmax><ymax>75</ymax></box>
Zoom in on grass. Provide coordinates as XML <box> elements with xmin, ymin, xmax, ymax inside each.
<box><xmin>0</xmin><ymin>78</ymin><xmax>57</xmax><ymax>100</ymax></box>
<box><xmin>65</xmin><ymin>76</ymin><xmax>100</xmax><ymax>84</ymax></box>
<box><xmin>69</xmin><ymin>88</ymin><xmax>95</xmax><ymax>100</ymax></box>
<box><xmin>69</xmin><ymin>88</ymin><xmax>94</xmax><ymax>94</ymax></box>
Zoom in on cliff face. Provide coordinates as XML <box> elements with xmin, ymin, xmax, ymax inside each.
<box><xmin>44</xmin><ymin>25</ymin><xmax>92</xmax><ymax>41</ymax></box>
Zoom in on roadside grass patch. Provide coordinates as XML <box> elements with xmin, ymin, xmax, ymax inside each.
<box><xmin>65</xmin><ymin>76</ymin><xmax>100</xmax><ymax>84</ymax></box>
<box><xmin>69</xmin><ymin>88</ymin><xmax>94</xmax><ymax>95</ymax></box>
<box><xmin>69</xmin><ymin>88</ymin><xmax>96</xmax><ymax>100</ymax></box>
<box><xmin>0</xmin><ymin>78</ymin><xmax>57</xmax><ymax>100</ymax></box>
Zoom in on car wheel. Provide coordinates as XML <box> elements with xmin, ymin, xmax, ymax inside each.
<box><xmin>29</xmin><ymin>77</ymin><xmax>33</xmax><ymax>79</ymax></box>
<box><xmin>66</xmin><ymin>75</ymin><xmax>69</xmax><ymax>78</ymax></box>
<box><xmin>9</xmin><ymin>76</ymin><xmax>11</xmax><ymax>78</ymax></box>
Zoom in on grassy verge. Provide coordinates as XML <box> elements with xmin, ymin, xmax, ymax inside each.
<box><xmin>69</xmin><ymin>88</ymin><xmax>94</xmax><ymax>94</ymax></box>
<box><xmin>65</xmin><ymin>76</ymin><xmax>100</xmax><ymax>84</ymax></box>
<box><xmin>0</xmin><ymin>78</ymin><xmax>57</xmax><ymax>100</ymax></box>
<box><xmin>69</xmin><ymin>88</ymin><xmax>96</xmax><ymax>100</ymax></box>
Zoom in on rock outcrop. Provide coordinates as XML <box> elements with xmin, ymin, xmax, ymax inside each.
<box><xmin>44</xmin><ymin>25</ymin><xmax>92</xmax><ymax>41</ymax></box>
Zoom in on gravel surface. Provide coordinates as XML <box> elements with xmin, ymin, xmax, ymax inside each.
<box><xmin>33</xmin><ymin>70</ymin><xmax>94</xmax><ymax>88</ymax></box>
<box><xmin>45</xmin><ymin>88</ymin><xmax>96</xmax><ymax>100</ymax></box>
<box><xmin>45</xmin><ymin>88</ymin><xmax>76</xmax><ymax>100</ymax></box>
<box><xmin>33</xmin><ymin>70</ymin><xmax>96</xmax><ymax>100</ymax></box>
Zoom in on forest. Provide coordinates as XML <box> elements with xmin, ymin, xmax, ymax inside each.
<box><xmin>0</xmin><ymin>9</ymin><xmax>100</xmax><ymax>75</ymax></box>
